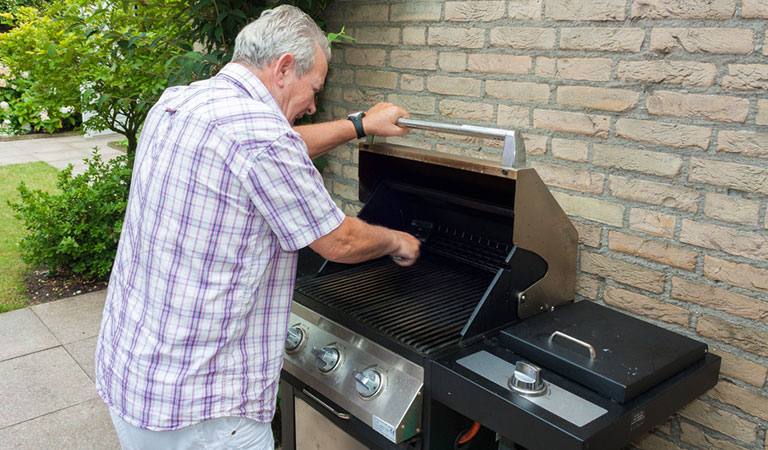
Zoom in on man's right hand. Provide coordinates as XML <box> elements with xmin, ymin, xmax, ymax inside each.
<box><xmin>362</xmin><ymin>102</ymin><xmax>410</xmax><ymax>137</ymax></box>
<box><xmin>389</xmin><ymin>231</ymin><xmax>421</xmax><ymax>267</ymax></box>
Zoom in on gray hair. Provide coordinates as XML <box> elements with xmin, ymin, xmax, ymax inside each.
<box><xmin>232</xmin><ymin>5</ymin><xmax>331</xmax><ymax>78</ymax></box>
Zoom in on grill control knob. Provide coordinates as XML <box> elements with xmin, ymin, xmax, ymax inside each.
<box><xmin>508</xmin><ymin>361</ymin><xmax>546</xmax><ymax>396</ymax></box>
<box><xmin>354</xmin><ymin>369</ymin><xmax>383</xmax><ymax>399</ymax></box>
<box><xmin>312</xmin><ymin>346</ymin><xmax>341</xmax><ymax>373</ymax></box>
<box><xmin>285</xmin><ymin>326</ymin><xmax>304</xmax><ymax>352</ymax></box>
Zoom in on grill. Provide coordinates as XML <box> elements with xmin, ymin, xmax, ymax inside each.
<box><xmin>280</xmin><ymin>119</ymin><xmax>721</xmax><ymax>450</ymax></box>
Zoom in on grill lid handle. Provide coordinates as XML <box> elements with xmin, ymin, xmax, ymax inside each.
<box><xmin>367</xmin><ymin>118</ymin><xmax>526</xmax><ymax>169</ymax></box>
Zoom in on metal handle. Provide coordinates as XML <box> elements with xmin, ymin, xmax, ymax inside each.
<box><xmin>367</xmin><ymin>118</ymin><xmax>526</xmax><ymax>169</ymax></box>
<box><xmin>302</xmin><ymin>389</ymin><xmax>351</xmax><ymax>420</ymax></box>
<box><xmin>549</xmin><ymin>331</ymin><xmax>597</xmax><ymax>360</ymax></box>
<box><xmin>396</xmin><ymin>118</ymin><xmax>508</xmax><ymax>139</ymax></box>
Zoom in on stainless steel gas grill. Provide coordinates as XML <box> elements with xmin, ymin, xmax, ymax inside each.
<box><xmin>280</xmin><ymin>119</ymin><xmax>720</xmax><ymax>450</ymax></box>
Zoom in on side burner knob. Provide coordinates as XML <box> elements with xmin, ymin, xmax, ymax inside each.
<box><xmin>508</xmin><ymin>361</ymin><xmax>546</xmax><ymax>396</ymax></box>
<box><xmin>312</xmin><ymin>346</ymin><xmax>341</xmax><ymax>373</ymax></box>
<box><xmin>285</xmin><ymin>326</ymin><xmax>304</xmax><ymax>352</ymax></box>
<box><xmin>354</xmin><ymin>368</ymin><xmax>383</xmax><ymax>399</ymax></box>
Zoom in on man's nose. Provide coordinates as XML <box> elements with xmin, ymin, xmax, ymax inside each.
<box><xmin>307</xmin><ymin>101</ymin><xmax>316</xmax><ymax>115</ymax></box>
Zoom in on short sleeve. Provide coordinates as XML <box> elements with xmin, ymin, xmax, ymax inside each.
<box><xmin>240</xmin><ymin>132</ymin><xmax>345</xmax><ymax>252</ymax></box>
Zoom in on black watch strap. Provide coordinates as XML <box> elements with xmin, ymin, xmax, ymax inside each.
<box><xmin>347</xmin><ymin>112</ymin><xmax>366</xmax><ymax>139</ymax></box>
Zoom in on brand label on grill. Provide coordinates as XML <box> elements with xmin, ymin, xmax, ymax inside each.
<box><xmin>372</xmin><ymin>415</ymin><xmax>397</xmax><ymax>443</ymax></box>
<box><xmin>630</xmin><ymin>409</ymin><xmax>646</xmax><ymax>431</ymax></box>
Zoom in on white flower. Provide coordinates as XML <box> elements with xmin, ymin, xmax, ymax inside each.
<box><xmin>1</xmin><ymin>119</ymin><xmax>10</xmax><ymax>128</ymax></box>
<box><xmin>40</xmin><ymin>109</ymin><xmax>49</xmax><ymax>121</ymax></box>
<box><xmin>0</xmin><ymin>101</ymin><xmax>8</xmax><ymax>111</ymax></box>
<box><xmin>21</xmin><ymin>71</ymin><xmax>29</xmax><ymax>79</ymax></box>
<box><xmin>59</xmin><ymin>106</ymin><xmax>74</xmax><ymax>115</ymax></box>
<box><xmin>11</xmin><ymin>85</ymin><xmax>16</xmax><ymax>90</ymax></box>
<box><xmin>0</xmin><ymin>65</ymin><xmax>9</xmax><ymax>76</ymax></box>
<box><xmin>0</xmin><ymin>79</ymin><xmax>6</xmax><ymax>88</ymax></box>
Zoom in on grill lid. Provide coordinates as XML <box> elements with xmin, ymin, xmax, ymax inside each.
<box><xmin>358</xmin><ymin>142</ymin><xmax>578</xmax><ymax>321</ymax></box>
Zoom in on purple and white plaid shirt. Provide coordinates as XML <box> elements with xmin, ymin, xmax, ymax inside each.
<box><xmin>95</xmin><ymin>63</ymin><xmax>345</xmax><ymax>431</ymax></box>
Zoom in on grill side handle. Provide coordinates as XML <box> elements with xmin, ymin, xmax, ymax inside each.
<box><xmin>365</xmin><ymin>118</ymin><xmax>526</xmax><ymax>169</ymax></box>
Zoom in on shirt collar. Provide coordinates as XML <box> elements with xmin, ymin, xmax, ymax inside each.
<box><xmin>217</xmin><ymin>62</ymin><xmax>284</xmax><ymax>117</ymax></box>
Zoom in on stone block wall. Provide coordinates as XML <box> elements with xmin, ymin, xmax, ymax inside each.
<box><xmin>317</xmin><ymin>1</ymin><xmax>768</xmax><ymax>448</ymax></box>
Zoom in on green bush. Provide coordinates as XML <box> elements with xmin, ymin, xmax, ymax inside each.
<box><xmin>9</xmin><ymin>150</ymin><xmax>131</xmax><ymax>280</ymax></box>
<box><xmin>0</xmin><ymin>59</ymin><xmax>79</xmax><ymax>135</ymax></box>
<box><xmin>0</xmin><ymin>1</ymin><xmax>192</xmax><ymax>152</ymax></box>
<box><xmin>0</xmin><ymin>0</ymin><xmax>49</xmax><ymax>15</ymax></box>
<box><xmin>0</xmin><ymin>7</ymin><xmax>81</xmax><ymax>135</ymax></box>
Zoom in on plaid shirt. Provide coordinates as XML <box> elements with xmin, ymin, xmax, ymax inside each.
<box><xmin>95</xmin><ymin>63</ymin><xmax>344</xmax><ymax>430</ymax></box>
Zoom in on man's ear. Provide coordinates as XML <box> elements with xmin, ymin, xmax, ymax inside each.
<box><xmin>274</xmin><ymin>53</ymin><xmax>296</xmax><ymax>89</ymax></box>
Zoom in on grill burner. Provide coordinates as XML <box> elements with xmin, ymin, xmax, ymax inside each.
<box><xmin>296</xmin><ymin>252</ymin><xmax>494</xmax><ymax>356</ymax></box>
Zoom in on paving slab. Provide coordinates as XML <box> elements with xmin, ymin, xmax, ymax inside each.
<box><xmin>0</xmin><ymin>398</ymin><xmax>118</xmax><ymax>450</ymax></box>
<box><xmin>0</xmin><ymin>153</ymin><xmax>39</xmax><ymax>166</ymax></box>
<box><xmin>0</xmin><ymin>133</ymin><xmax>123</xmax><ymax>173</ymax></box>
<box><xmin>0</xmin><ymin>347</ymin><xmax>98</xmax><ymax>429</ymax></box>
<box><xmin>32</xmin><ymin>290</ymin><xmax>106</xmax><ymax>345</ymax></box>
<box><xmin>26</xmin><ymin>145</ymin><xmax>87</xmax><ymax>156</ymax></box>
<box><xmin>0</xmin><ymin>308</ymin><xmax>59</xmax><ymax>362</ymax></box>
<box><xmin>64</xmin><ymin>336</ymin><xmax>98</xmax><ymax>382</ymax></box>
<box><xmin>27</xmin><ymin>150</ymin><xmax>95</xmax><ymax>164</ymax></box>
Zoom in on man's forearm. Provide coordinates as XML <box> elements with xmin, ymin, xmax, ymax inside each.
<box><xmin>311</xmin><ymin>217</ymin><xmax>398</xmax><ymax>264</ymax></box>
<box><xmin>295</xmin><ymin>102</ymin><xmax>411</xmax><ymax>159</ymax></box>
<box><xmin>309</xmin><ymin>217</ymin><xmax>420</xmax><ymax>266</ymax></box>
<box><xmin>295</xmin><ymin>120</ymin><xmax>359</xmax><ymax>159</ymax></box>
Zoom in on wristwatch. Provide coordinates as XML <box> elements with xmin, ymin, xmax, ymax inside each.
<box><xmin>346</xmin><ymin>111</ymin><xmax>366</xmax><ymax>139</ymax></box>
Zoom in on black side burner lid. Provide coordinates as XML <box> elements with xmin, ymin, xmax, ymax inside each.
<box><xmin>499</xmin><ymin>300</ymin><xmax>707</xmax><ymax>404</ymax></box>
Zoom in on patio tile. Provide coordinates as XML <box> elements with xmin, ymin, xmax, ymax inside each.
<box><xmin>0</xmin><ymin>153</ymin><xmax>40</xmax><ymax>166</ymax></box>
<box><xmin>0</xmin><ymin>308</ymin><xmax>59</xmax><ymax>362</ymax></box>
<box><xmin>50</xmin><ymin>135</ymin><xmax>98</xmax><ymax>144</ymax></box>
<box><xmin>28</xmin><ymin>147</ymin><xmax>85</xmax><ymax>157</ymax></box>
<box><xmin>0</xmin><ymin>398</ymin><xmax>118</xmax><ymax>450</ymax></box>
<box><xmin>98</xmin><ymin>148</ymin><xmax>126</xmax><ymax>158</ymax></box>
<box><xmin>32</xmin><ymin>290</ymin><xmax>106</xmax><ymax>345</ymax></box>
<box><xmin>0</xmin><ymin>347</ymin><xmax>98</xmax><ymax>429</ymax></box>
<box><xmin>64</xmin><ymin>336</ymin><xmax>97</xmax><ymax>382</ymax></box>
<box><xmin>28</xmin><ymin>149</ymin><xmax>93</xmax><ymax>162</ymax></box>
<box><xmin>1</xmin><ymin>140</ymin><xmax>56</xmax><ymax>151</ymax></box>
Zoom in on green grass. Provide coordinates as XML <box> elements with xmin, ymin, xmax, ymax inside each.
<box><xmin>0</xmin><ymin>162</ymin><xmax>60</xmax><ymax>312</ymax></box>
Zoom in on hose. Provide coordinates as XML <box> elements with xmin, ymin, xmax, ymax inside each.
<box><xmin>454</xmin><ymin>421</ymin><xmax>481</xmax><ymax>449</ymax></box>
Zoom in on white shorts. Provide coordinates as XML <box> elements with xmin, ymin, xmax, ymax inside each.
<box><xmin>109</xmin><ymin>408</ymin><xmax>274</xmax><ymax>450</ymax></box>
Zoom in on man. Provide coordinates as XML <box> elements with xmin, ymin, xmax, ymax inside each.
<box><xmin>95</xmin><ymin>5</ymin><xmax>421</xmax><ymax>449</ymax></box>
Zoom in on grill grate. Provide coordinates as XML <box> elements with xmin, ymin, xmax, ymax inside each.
<box><xmin>424</xmin><ymin>224</ymin><xmax>511</xmax><ymax>272</ymax></box>
<box><xmin>295</xmin><ymin>253</ymin><xmax>494</xmax><ymax>356</ymax></box>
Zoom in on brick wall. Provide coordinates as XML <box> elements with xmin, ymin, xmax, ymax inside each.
<box><xmin>317</xmin><ymin>1</ymin><xmax>768</xmax><ymax>448</ymax></box>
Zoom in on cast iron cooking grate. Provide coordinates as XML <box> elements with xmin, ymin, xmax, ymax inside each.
<box><xmin>295</xmin><ymin>252</ymin><xmax>495</xmax><ymax>356</ymax></box>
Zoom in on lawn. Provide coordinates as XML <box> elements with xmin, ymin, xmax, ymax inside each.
<box><xmin>0</xmin><ymin>162</ymin><xmax>60</xmax><ymax>312</ymax></box>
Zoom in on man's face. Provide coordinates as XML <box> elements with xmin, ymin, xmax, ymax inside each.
<box><xmin>284</xmin><ymin>45</ymin><xmax>327</xmax><ymax>125</ymax></box>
